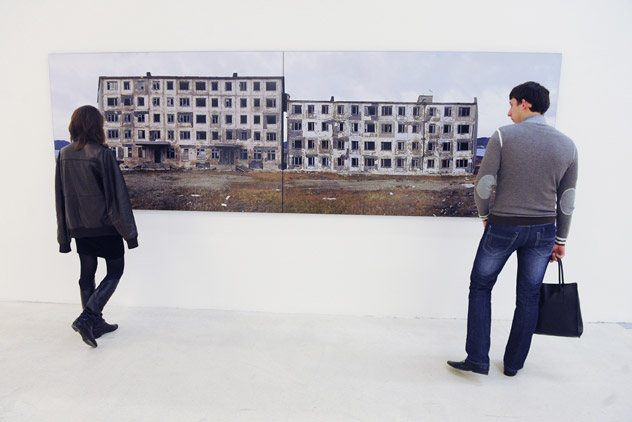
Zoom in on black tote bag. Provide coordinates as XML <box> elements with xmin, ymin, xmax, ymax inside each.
<box><xmin>535</xmin><ymin>259</ymin><xmax>583</xmax><ymax>337</ymax></box>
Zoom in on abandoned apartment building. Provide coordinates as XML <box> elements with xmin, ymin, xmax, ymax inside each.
<box><xmin>98</xmin><ymin>73</ymin><xmax>477</xmax><ymax>175</ymax></box>
<box><xmin>98</xmin><ymin>73</ymin><xmax>284</xmax><ymax>171</ymax></box>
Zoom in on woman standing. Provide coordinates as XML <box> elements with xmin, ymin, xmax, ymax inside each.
<box><xmin>55</xmin><ymin>105</ymin><xmax>138</xmax><ymax>348</ymax></box>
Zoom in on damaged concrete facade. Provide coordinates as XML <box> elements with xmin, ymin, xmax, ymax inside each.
<box><xmin>98</xmin><ymin>73</ymin><xmax>285</xmax><ymax>170</ymax></box>
<box><xmin>286</xmin><ymin>96</ymin><xmax>477</xmax><ymax>175</ymax></box>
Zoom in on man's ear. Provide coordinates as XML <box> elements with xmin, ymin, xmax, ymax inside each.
<box><xmin>521</xmin><ymin>99</ymin><xmax>533</xmax><ymax>110</ymax></box>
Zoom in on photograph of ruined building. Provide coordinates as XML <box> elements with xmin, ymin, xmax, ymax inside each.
<box><xmin>50</xmin><ymin>51</ymin><xmax>561</xmax><ymax>216</ymax></box>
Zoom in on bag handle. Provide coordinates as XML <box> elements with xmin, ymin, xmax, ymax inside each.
<box><xmin>557</xmin><ymin>258</ymin><xmax>565</xmax><ymax>287</ymax></box>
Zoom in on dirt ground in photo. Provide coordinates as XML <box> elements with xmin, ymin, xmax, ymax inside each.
<box><xmin>124</xmin><ymin>170</ymin><xmax>477</xmax><ymax>217</ymax></box>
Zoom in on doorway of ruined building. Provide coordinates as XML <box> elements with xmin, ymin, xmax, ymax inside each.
<box><xmin>219</xmin><ymin>148</ymin><xmax>235</xmax><ymax>166</ymax></box>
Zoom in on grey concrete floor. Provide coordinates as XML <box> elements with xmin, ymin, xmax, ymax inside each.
<box><xmin>0</xmin><ymin>302</ymin><xmax>630</xmax><ymax>421</ymax></box>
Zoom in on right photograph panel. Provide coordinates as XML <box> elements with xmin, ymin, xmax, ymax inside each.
<box><xmin>282</xmin><ymin>51</ymin><xmax>561</xmax><ymax>217</ymax></box>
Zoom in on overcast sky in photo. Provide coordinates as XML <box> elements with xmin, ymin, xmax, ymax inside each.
<box><xmin>49</xmin><ymin>51</ymin><xmax>561</xmax><ymax>141</ymax></box>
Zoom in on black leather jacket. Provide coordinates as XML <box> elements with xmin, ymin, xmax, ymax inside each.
<box><xmin>55</xmin><ymin>142</ymin><xmax>138</xmax><ymax>253</ymax></box>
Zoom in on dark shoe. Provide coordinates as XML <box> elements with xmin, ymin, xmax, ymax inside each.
<box><xmin>71</xmin><ymin>309</ymin><xmax>98</xmax><ymax>348</ymax></box>
<box><xmin>504</xmin><ymin>367</ymin><xmax>518</xmax><ymax>377</ymax></box>
<box><xmin>447</xmin><ymin>359</ymin><xmax>489</xmax><ymax>375</ymax></box>
<box><xmin>93</xmin><ymin>316</ymin><xmax>118</xmax><ymax>339</ymax></box>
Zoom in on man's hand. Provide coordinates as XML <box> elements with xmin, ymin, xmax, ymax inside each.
<box><xmin>550</xmin><ymin>244</ymin><xmax>565</xmax><ymax>262</ymax></box>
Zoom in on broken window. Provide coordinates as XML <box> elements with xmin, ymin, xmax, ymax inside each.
<box><xmin>211</xmin><ymin>81</ymin><xmax>218</xmax><ymax>91</ymax></box>
<box><xmin>253</xmin><ymin>98</ymin><xmax>261</xmax><ymax>108</ymax></box>
<box><xmin>351</xmin><ymin>105</ymin><xmax>359</xmax><ymax>115</ymax></box>
<box><xmin>444</xmin><ymin>106</ymin><xmax>452</xmax><ymax>117</ymax></box>
<box><xmin>239</xmin><ymin>149</ymin><xmax>248</xmax><ymax>160</ymax></box>
<box><xmin>239</xmin><ymin>81</ymin><xmax>247</xmax><ymax>91</ymax></box>
<box><xmin>266</xmin><ymin>115</ymin><xmax>277</xmax><ymax>124</ymax></box>
<box><xmin>107</xmin><ymin>97</ymin><xmax>118</xmax><ymax>107</ymax></box>
<box><xmin>458</xmin><ymin>141</ymin><xmax>470</xmax><ymax>151</ymax></box>
<box><xmin>125</xmin><ymin>147</ymin><xmax>133</xmax><ymax>158</ymax></box>
<box><xmin>196</xmin><ymin>131</ymin><xmax>207</xmax><ymax>140</ymax></box>
<box><xmin>458</xmin><ymin>124</ymin><xmax>470</xmax><ymax>134</ymax></box>
<box><xmin>122</xmin><ymin>96</ymin><xmax>133</xmax><ymax>106</ymax></box>
<box><xmin>381</xmin><ymin>142</ymin><xmax>392</xmax><ymax>151</ymax></box>
<box><xmin>240</xmin><ymin>115</ymin><xmax>248</xmax><ymax>124</ymax></box>
<box><xmin>254</xmin><ymin>115</ymin><xmax>261</xmax><ymax>124</ymax></box>
<box><xmin>292</xmin><ymin>139</ymin><xmax>303</xmax><ymax>149</ymax></box>
<box><xmin>152</xmin><ymin>81</ymin><xmax>160</xmax><ymax>90</ymax></box>
<box><xmin>364</xmin><ymin>157</ymin><xmax>376</xmax><ymax>167</ymax></box>
<box><xmin>321</xmin><ymin>122</ymin><xmax>329</xmax><ymax>131</ymax></box>
<box><xmin>105</xmin><ymin>113</ymin><xmax>118</xmax><ymax>122</ymax></box>
<box><xmin>196</xmin><ymin>115</ymin><xmax>206</xmax><ymax>124</ymax></box>
<box><xmin>396</xmin><ymin>158</ymin><xmax>405</xmax><ymax>168</ymax></box>
<box><xmin>411</xmin><ymin>124</ymin><xmax>419</xmax><ymax>133</ymax></box>
<box><xmin>442</xmin><ymin>142</ymin><xmax>452</xmax><ymax>152</ymax></box>
<box><xmin>167</xmin><ymin>97</ymin><xmax>174</xmax><ymax>107</ymax></box>
<box><xmin>427</xmin><ymin>142</ymin><xmax>435</xmax><ymax>151</ymax></box>
<box><xmin>136</xmin><ymin>81</ymin><xmax>145</xmax><ymax>90</ymax></box>
<box><xmin>397</xmin><ymin>141</ymin><xmax>405</xmax><ymax>151</ymax></box>
<box><xmin>308</xmin><ymin>140</ymin><xmax>315</xmax><ymax>149</ymax></box>
<box><xmin>107</xmin><ymin>129</ymin><xmax>119</xmax><ymax>139</ymax></box>
<box><xmin>225</xmin><ymin>115</ymin><xmax>233</xmax><ymax>124</ymax></box>
<box><xmin>138</xmin><ymin>130</ymin><xmax>145</xmax><ymax>139</ymax></box>
<box><xmin>335</xmin><ymin>140</ymin><xmax>345</xmax><ymax>149</ymax></box>
<box><xmin>351</xmin><ymin>123</ymin><xmax>359</xmax><ymax>133</ymax></box>
<box><xmin>292</xmin><ymin>104</ymin><xmax>302</xmax><ymax>114</ymax></box>
<box><xmin>364</xmin><ymin>141</ymin><xmax>375</xmax><ymax>151</ymax></box>
<box><xmin>178</xmin><ymin>113</ymin><xmax>192</xmax><ymax>123</ymax></box>
<box><xmin>411</xmin><ymin>158</ymin><xmax>420</xmax><ymax>168</ymax></box>
<box><xmin>211</xmin><ymin>98</ymin><xmax>218</xmax><ymax>107</ymax></box>
<box><xmin>153</xmin><ymin>113</ymin><xmax>161</xmax><ymax>123</ymax></box>
<box><xmin>290</xmin><ymin>122</ymin><xmax>302</xmax><ymax>131</ymax></box>
<box><xmin>266</xmin><ymin>132</ymin><xmax>277</xmax><ymax>142</ymax></box>
<box><xmin>267</xmin><ymin>150</ymin><xmax>276</xmax><ymax>161</ymax></box>
<box><xmin>195</xmin><ymin>81</ymin><xmax>206</xmax><ymax>91</ymax></box>
<box><xmin>429</xmin><ymin>107</ymin><xmax>437</xmax><ymax>117</ymax></box>
<box><xmin>196</xmin><ymin>98</ymin><xmax>207</xmax><ymax>107</ymax></box>
<box><xmin>321</xmin><ymin>157</ymin><xmax>330</xmax><ymax>167</ymax></box>
<box><xmin>365</xmin><ymin>106</ymin><xmax>377</xmax><ymax>116</ymax></box>
<box><xmin>212</xmin><ymin>131</ymin><xmax>219</xmax><ymax>140</ymax></box>
<box><xmin>428</xmin><ymin>124</ymin><xmax>436</xmax><ymax>134</ymax></box>
<box><xmin>166</xmin><ymin>81</ymin><xmax>174</xmax><ymax>90</ymax></box>
<box><xmin>240</xmin><ymin>131</ymin><xmax>249</xmax><ymax>141</ymax></box>
<box><xmin>124</xmin><ymin>114</ymin><xmax>132</xmax><ymax>123</ymax></box>
<box><xmin>197</xmin><ymin>148</ymin><xmax>206</xmax><ymax>159</ymax></box>
<box><xmin>337</xmin><ymin>157</ymin><xmax>344</xmax><ymax>167</ymax></box>
<box><xmin>458</xmin><ymin>107</ymin><xmax>471</xmax><ymax>117</ymax></box>
<box><xmin>123</xmin><ymin>81</ymin><xmax>131</xmax><ymax>90</ymax></box>
<box><xmin>337</xmin><ymin>105</ymin><xmax>344</xmax><ymax>114</ymax></box>
<box><xmin>137</xmin><ymin>97</ymin><xmax>146</xmax><ymax>107</ymax></box>
<box><xmin>411</xmin><ymin>142</ymin><xmax>420</xmax><ymax>151</ymax></box>
<box><xmin>150</xmin><ymin>130</ymin><xmax>161</xmax><ymax>141</ymax></box>
<box><xmin>254</xmin><ymin>150</ymin><xmax>263</xmax><ymax>160</ymax></box>
<box><xmin>441</xmin><ymin>159</ymin><xmax>451</xmax><ymax>168</ymax></box>
<box><xmin>443</xmin><ymin>124</ymin><xmax>451</xmax><ymax>134</ymax></box>
<box><xmin>225</xmin><ymin>98</ymin><xmax>232</xmax><ymax>107</ymax></box>
<box><xmin>106</xmin><ymin>81</ymin><xmax>118</xmax><ymax>90</ymax></box>
<box><xmin>456</xmin><ymin>159</ymin><xmax>469</xmax><ymax>168</ymax></box>
<box><xmin>253</xmin><ymin>81</ymin><xmax>260</xmax><ymax>91</ymax></box>
<box><xmin>351</xmin><ymin>157</ymin><xmax>359</xmax><ymax>167</ymax></box>
<box><xmin>398</xmin><ymin>124</ymin><xmax>406</xmax><ymax>133</ymax></box>
<box><xmin>124</xmin><ymin>130</ymin><xmax>132</xmax><ymax>140</ymax></box>
<box><xmin>179</xmin><ymin>81</ymin><xmax>190</xmax><ymax>90</ymax></box>
<box><xmin>240</xmin><ymin>98</ymin><xmax>247</xmax><ymax>108</ymax></box>
<box><xmin>307</xmin><ymin>156</ymin><xmax>315</xmax><ymax>167</ymax></box>
<box><xmin>307</xmin><ymin>104</ymin><xmax>315</xmax><ymax>114</ymax></box>
<box><xmin>427</xmin><ymin>159</ymin><xmax>435</xmax><ymax>169</ymax></box>
<box><xmin>253</xmin><ymin>131</ymin><xmax>261</xmax><ymax>141</ymax></box>
<box><xmin>166</xmin><ymin>148</ymin><xmax>175</xmax><ymax>159</ymax></box>
<box><xmin>321</xmin><ymin>140</ymin><xmax>330</xmax><ymax>150</ymax></box>
<box><xmin>167</xmin><ymin>114</ymin><xmax>174</xmax><ymax>123</ymax></box>
<box><xmin>381</xmin><ymin>124</ymin><xmax>393</xmax><ymax>134</ymax></box>
<box><xmin>413</xmin><ymin>107</ymin><xmax>420</xmax><ymax>117</ymax></box>
<box><xmin>321</xmin><ymin>105</ymin><xmax>329</xmax><ymax>114</ymax></box>
<box><xmin>225</xmin><ymin>81</ymin><xmax>232</xmax><ymax>91</ymax></box>
<box><xmin>182</xmin><ymin>148</ymin><xmax>190</xmax><ymax>160</ymax></box>
<box><xmin>152</xmin><ymin>97</ymin><xmax>160</xmax><ymax>107</ymax></box>
<box><xmin>266</xmin><ymin>98</ymin><xmax>276</xmax><ymax>108</ymax></box>
<box><xmin>398</xmin><ymin>106</ymin><xmax>406</xmax><ymax>116</ymax></box>
<box><xmin>292</xmin><ymin>156</ymin><xmax>303</xmax><ymax>166</ymax></box>
<box><xmin>365</xmin><ymin>123</ymin><xmax>376</xmax><ymax>133</ymax></box>
<box><xmin>180</xmin><ymin>131</ymin><xmax>190</xmax><ymax>140</ymax></box>
<box><xmin>265</xmin><ymin>81</ymin><xmax>276</xmax><ymax>91</ymax></box>
<box><xmin>381</xmin><ymin>106</ymin><xmax>392</xmax><ymax>116</ymax></box>
<box><xmin>179</xmin><ymin>97</ymin><xmax>190</xmax><ymax>107</ymax></box>
<box><xmin>226</xmin><ymin>131</ymin><xmax>233</xmax><ymax>140</ymax></box>
<box><xmin>351</xmin><ymin>141</ymin><xmax>359</xmax><ymax>150</ymax></box>
<box><xmin>167</xmin><ymin>130</ymin><xmax>175</xmax><ymax>140</ymax></box>
<box><xmin>137</xmin><ymin>114</ymin><xmax>145</xmax><ymax>123</ymax></box>
<box><xmin>338</xmin><ymin>122</ymin><xmax>344</xmax><ymax>131</ymax></box>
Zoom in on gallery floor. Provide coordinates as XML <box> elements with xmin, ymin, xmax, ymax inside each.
<box><xmin>0</xmin><ymin>302</ymin><xmax>630</xmax><ymax>422</ymax></box>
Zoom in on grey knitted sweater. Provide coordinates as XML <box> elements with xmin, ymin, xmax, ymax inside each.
<box><xmin>474</xmin><ymin>114</ymin><xmax>578</xmax><ymax>245</ymax></box>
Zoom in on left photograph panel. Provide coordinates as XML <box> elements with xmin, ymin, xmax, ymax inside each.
<box><xmin>50</xmin><ymin>52</ymin><xmax>285</xmax><ymax>213</ymax></box>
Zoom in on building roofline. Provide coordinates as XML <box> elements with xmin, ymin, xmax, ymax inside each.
<box><xmin>287</xmin><ymin>99</ymin><xmax>477</xmax><ymax>105</ymax></box>
<box><xmin>98</xmin><ymin>75</ymin><xmax>284</xmax><ymax>81</ymax></box>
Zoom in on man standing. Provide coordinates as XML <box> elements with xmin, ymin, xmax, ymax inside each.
<box><xmin>448</xmin><ymin>81</ymin><xmax>578</xmax><ymax>377</ymax></box>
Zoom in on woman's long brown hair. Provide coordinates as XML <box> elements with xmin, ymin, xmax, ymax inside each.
<box><xmin>68</xmin><ymin>105</ymin><xmax>106</xmax><ymax>150</ymax></box>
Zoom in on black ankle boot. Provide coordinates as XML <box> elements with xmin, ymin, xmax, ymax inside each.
<box><xmin>93</xmin><ymin>315</ymin><xmax>118</xmax><ymax>339</ymax></box>
<box><xmin>72</xmin><ymin>308</ymin><xmax>98</xmax><ymax>348</ymax></box>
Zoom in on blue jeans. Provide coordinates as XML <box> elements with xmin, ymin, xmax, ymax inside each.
<box><xmin>466</xmin><ymin>222</ymin><xmax>556</xmax><ymax>372</ymax></box>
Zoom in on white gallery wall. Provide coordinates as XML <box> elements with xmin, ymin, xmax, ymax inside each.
<box><xmin>1</xmin><ymin>0</ymin><xmax>630</xmax><ymax>322</ymax></box>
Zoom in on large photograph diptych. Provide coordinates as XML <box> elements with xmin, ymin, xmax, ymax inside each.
<box><xmin>49</xmin><ymin>51</ymin><xmax>561</xmax><ymax>217</ymax></box>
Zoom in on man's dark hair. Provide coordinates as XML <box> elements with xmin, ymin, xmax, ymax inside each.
<box><xmin>509</xmin><ymin>81</ymin><xmax>550</xmax><ymax>114</ymax></box>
